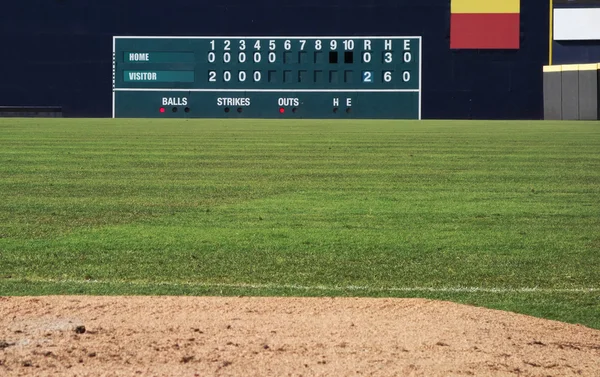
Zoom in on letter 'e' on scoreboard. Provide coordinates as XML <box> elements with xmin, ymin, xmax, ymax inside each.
<box><xmin>112</xmin><ymin>36</ymin><xmax>422</xmax><ymax>119</ymax></box>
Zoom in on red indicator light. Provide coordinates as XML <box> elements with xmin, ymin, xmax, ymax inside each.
<box><xmin>279</xmin><ymin>107</ymin><xmax>285</xmax><ymax>114</ymax></box>
<box><xmin>159</xmin><ymin>107</ymin><xmax>166</xmax><ymax>113</ymax></box>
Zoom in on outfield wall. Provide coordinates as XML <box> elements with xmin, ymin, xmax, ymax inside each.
<box><xmin>0</xmin><ymin>0</ymin><xmax>552</xmax><ymax>119</ymax></box>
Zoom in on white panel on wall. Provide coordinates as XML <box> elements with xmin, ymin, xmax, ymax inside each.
<box><xmin>554</xmin><ymin>8</ymin><xmax>600</xmax><ymax>40</ymax></box>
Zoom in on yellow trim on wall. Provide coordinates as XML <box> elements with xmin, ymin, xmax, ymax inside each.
<box><xmin>578</xmin><ymin>64</ymin><xmax>598</xmax><ymax>71</ymax></box>
<box><xmin>451</xmin><ymin>0</ymin><xmax>520</xmax><ymax>14</ymax></box>
<box><xmin>543</xmin><ymin>63</ymin><xmax>600</xmax><ymax>72</ymax></box>
<box><xmin>561</xmin><ymin>64</ymin><xmax>580</xmax><ymax>72</ymax></box>
<box><xmin>543</xmin><ymin>65</ymin><xmax>561</xmax><ymax>72</ymax></box>
<box><xmin>549</xmin><ymin>0</ymin><xmax>553</xmax><ymax>65</ymax></box>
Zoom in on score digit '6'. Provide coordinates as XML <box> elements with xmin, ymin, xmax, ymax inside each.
<box><xmin>383</xmin><ymin>71</ymin><xmax>411</xmax><ymax>83</ymax></box>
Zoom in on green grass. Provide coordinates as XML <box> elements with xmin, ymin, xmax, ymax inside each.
<box><xmin>1</xmin><ymin>118</ymin><xmax>599</xmax><ymax>328</ymax></box>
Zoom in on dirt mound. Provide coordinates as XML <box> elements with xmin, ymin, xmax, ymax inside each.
<box><xmin>1</xmin><ymin>296</ymin><xmax>599</xmax><ymax>376</ymax></box>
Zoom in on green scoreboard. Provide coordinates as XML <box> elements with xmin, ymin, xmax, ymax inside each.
<box><xmin>112</xmin><ymin>36</ymin><xmax>422</xmax><ymax>119</ymax></box>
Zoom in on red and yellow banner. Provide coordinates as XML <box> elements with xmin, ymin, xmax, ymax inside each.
<box><xmin>450</xmin><ymin>0</ymin><xmax>520</xmax><ymax>49</ymax></box>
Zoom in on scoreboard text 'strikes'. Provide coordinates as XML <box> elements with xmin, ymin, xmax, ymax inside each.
<box><xmin>113</xmin><ymin>36</ymin><xmax>422</xmax><ymax>119</ymax></box>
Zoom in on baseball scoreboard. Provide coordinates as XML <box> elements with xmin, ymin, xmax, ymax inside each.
<box><xmin>112</xmin><ymin>36</ymin><xmax>422</xmax><ymax>119</ymax></box>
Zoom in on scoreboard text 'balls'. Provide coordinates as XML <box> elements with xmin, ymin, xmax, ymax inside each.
<box><xmin>112</xmin><ymin>36</ymin><xmax>422</xmax><ymax>119</ymax></box>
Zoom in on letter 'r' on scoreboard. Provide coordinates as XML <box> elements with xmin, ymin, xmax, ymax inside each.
<box><xmin>112</xmin><ymin>36</ymin><xmax>422</xmax><ymax>119</ymax></box>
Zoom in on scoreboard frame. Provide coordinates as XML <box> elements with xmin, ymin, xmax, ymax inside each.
<box><xmin>112</xmin><ymin>35</ymin><xmax>423</xmax><ymax>119</ymax></box>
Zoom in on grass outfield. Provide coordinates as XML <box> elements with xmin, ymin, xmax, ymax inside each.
<box><xmin>0</xmin><ymin>118</ymin><xmax>598</xmax><ymax>328</ymax></box>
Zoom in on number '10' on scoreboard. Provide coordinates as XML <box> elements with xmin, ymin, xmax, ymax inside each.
<box><xmin>112</xmin><ymin>36</ymin><xmax>422</xmax><ymax>119</ymax></box>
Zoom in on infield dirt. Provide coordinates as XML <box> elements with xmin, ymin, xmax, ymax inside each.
<box><xmin>0</xmin><ymin>296</ymin><xmax>599</xmax><ymax>376</ymax></box>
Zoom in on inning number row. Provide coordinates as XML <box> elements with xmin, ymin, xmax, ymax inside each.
<box><xmin>210</xmin><ymin>39</ymin><xmax>413</xmax><ymax>52</ymax></box>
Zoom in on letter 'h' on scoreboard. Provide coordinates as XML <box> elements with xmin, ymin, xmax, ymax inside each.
<box><xmin>112</xmin><ymin>36</ymin><xmax>422</xmax><ymax>119</ymax></box>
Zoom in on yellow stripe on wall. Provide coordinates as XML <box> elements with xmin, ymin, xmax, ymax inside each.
<box><xmin>451</xmin><ymin>0</ymin><xmax>520</xmax><ymax>14</ymax></box>
<box><xmin>549</xmin><ymin>0</ymin><xmax>553</xmax><ymax>65</ymax></box>
<box><xmin>543</xmin><ymin>65</ymin><xmax>561</xmax><ymax>73</ymax></box>
<box><xmin>578</xmin><ymin>63</ymin><xmax>598</xmax><ymax>71</ymax></box>
<box><xmin>561</xmin><ymin>64</ymin><xmax>580</xmax><ymax>72</ymax></box>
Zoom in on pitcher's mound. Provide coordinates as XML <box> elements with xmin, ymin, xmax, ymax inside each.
<box><xmin>1</xmin><ymin>296</ymin><xmax>599</xmax><ymax>376</ymax></box>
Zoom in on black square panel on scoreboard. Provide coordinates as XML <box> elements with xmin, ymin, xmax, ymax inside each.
<box><xmin>112</xmin><ymin>36</ymin><xmax>422</xmax><ymax>119</ymax></box>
